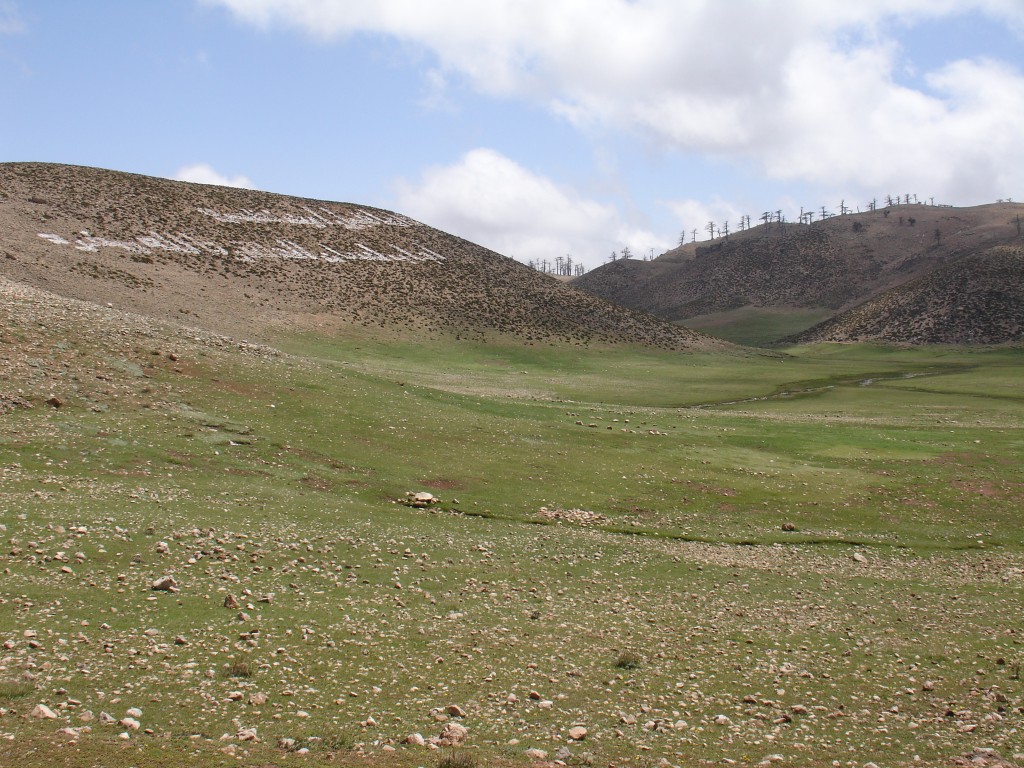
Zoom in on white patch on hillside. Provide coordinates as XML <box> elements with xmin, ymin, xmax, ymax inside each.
<box><xmin>37</xmin><ymin>233</ymin><xmax>70</xmax><ymax>246</ymax></box>
<box><xmin>197</xmin><ymin>206</ymin><xmax>415</xmax><ymax>229</ymax></box>
<box><xmin>37</xmin><ymin>230</ymin><xmax>444</xmax><ymax>264</ymax></box>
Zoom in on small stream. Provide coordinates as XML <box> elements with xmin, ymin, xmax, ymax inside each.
<box><xmin>690</xmin><ymin>369</ymin><xmax>949</xmax><ymax>409</ymax></box>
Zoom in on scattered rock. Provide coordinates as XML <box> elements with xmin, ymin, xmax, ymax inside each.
<box><xmin>568</xmin><ymin>726</ymin><xmax>588</xmax><ymax>741</ymax></box>
<box><xmin>524</xmin><ymin>748</ymin><xmax>548</xmax><ymax>760</ymax></box>
<box><xmin>405</xmin><ymin>733</ymin><xmax>425</xmax><ymax>746</ymax></box>
<box><xmin>151</xmin><ymin>575</ymin><xmax>178</xmax><ymax>592</ymax></box>
<box><xmin>31</xmin><ymin>704</ymin><xmax>58</xmax><ymax>719</ymax></box>
<box><xmin>404</xmin><ymin>492</ymin><xmax>438</xmax><ymax>508</ymax></box>
<box><xmin>437</xmin><ymin>722</ymin><xmax>468</xmax><ymax>747</ymax></box>
<box><xmin>537</xmin><ymin>506</ymin><xmax>609</xmax><ymax>526</ymax></box>
<box><xmin>852</xmin><ymin>552</ymin><xmax>868</xmax><ymax>564</ymax></box>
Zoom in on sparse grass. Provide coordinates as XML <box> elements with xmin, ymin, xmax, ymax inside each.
<box><xmin>0</xmin><ymin>678</ymin><xmax>34</xmax><ymax>701</ymax></box>
<box><xmin>436</xmin><ymin>750</ymin><xmax>479</xmax><ymax>768</ymax></box>
<box><xmin>2</xmin><ymin>293</ymin><xmax>1023</xmax><ymax>768</ymax></box>
<box><xmin>223</xmin><ymin>657</ymin><xmax>254</xmax><ymax>678</ymax></box>
<box><xmin>614</xmin><ymin>650</ymin><xmax>643</xmax><ymax>670</ymax></box>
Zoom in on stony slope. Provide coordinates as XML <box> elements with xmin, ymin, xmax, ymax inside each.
<box><xmin>788</xmin><ymin>245</ymin><xmax>1024</xmax><ymax>345</ymax></box>
<box><xmin>573</xmin><ymin>203</ymin><xmax>1024</xmax><ymax>340</ymax></box>
<box><xmin>0</xmin><ymin>162</ymin><xmax>719</xmax><ymax>350</ymax></box>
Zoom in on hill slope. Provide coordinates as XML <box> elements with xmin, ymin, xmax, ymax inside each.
<box><xmin>573</xmin><ymin>203</ymin><xmax>1024</xmax><ymax>344</ymax></box>
<box><xmin>0</xmin><ymin>162</ymin><xmax>719</xmax><ymax>350</ymax></box>
<box><xmin>788</xmin><ymin>245</ymin><xmax>1024</xmax><ymax>344</ymax></box>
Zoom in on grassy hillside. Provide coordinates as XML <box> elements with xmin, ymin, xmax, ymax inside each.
<box><xmin>2</xmin><ymin>279</ymin><xmax>1023</xmax><ymax>768</ymax></box>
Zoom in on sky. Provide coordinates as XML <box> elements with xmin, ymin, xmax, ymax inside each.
<box><xmin>2</xmin><ymin>1</ymin><xmax>1023</xmax><ymax>269</ymax></box>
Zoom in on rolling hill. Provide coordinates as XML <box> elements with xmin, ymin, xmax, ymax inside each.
<box><xmin>788</xmin><ymin>244</ymin><xmax>1024</xmax><ymax>344</ymax></box>
<box><xmin>3</xmin><ymin>163</ymin><xmax>1024</xmax><ymax>768</ymax></box>
<box><xmin>572</xmin><ymin>202</ymin><xmax>1024</xmax><ymax>345</ymax></box>
<box><xmin>0</xmin><ymin>162</ymin><xmax>720</xmax><ymax>351</ymax></box>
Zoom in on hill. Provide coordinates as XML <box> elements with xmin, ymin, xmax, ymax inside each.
<box><xmin>2</xmin><ymin>256</ymin><xmax>1024</xmax><ymax>768</ymax></box>
<box><xmin>572</xmin><ymin>202</ymin><xmax>1024</xmax><ymax>344</ymax></box>
<box><xmin>0</xmin><ymin>162</ymin><xmax>719</xmax><ymax>350</ymax></box>
<box><xmin>788</xmin><ymin>244</ymin><xmax>1024</xmax><ymax>344</ymax></box>
<box><xmin>2</xmin><ymin>171</ymin><xmax>1024</xmax><ymax>767</ymax></box>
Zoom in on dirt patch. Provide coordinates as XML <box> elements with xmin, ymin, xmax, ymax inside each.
<box><xmin>952</xmin><ymin>479</ymin><xmax>1007</xmax><ymax>498</ymax></box>
<box><xmin>300</xmin><ymin>474</ymin><xmax>336</xmax><ymax>492</ymax></box>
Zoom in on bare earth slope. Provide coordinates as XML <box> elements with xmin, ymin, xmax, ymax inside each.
<box><xmin>573</xmin><ymin>203</ymin><xmax>1024</xmax><ymax>342</ymax></box>
<box><xmin>0</xmin><ymin>162</ymin><xmax>719</xmax><ymax>350</ymax></box>
<box><xmin>788</xmin><ymin>244</ymin><xmax>1024</xmax><ymax>344</ymax></box>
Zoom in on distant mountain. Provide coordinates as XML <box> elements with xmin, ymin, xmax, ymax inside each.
<box><xmin>572</xmin><ymin>203</ymin><xmax>1024</xmax><ymax>345</ymax></box>
<box><xmin>0</xmin><ymin>163</ymin><xmax>722</xmax><ymax>351</ymax></box>
<box><xmin>787</xmin><ymin>245</ymin><xmax>1024</xmax><ymax>345</ymax></box>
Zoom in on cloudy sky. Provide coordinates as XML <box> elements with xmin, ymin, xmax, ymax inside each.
<box><xmin>2</xmin><ymin>1</ymin><xmax>1023</xmax><ymax>268</ymax></box>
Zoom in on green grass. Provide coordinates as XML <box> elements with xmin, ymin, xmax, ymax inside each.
<box><xmin>0</xmin><ymin>678</ymin><xmax>35</xmax><ymax>701</ymax></box>
<box><xmin>677</xmin><ymin>306</ymin><xmax>834</xmax><ymax>346</ymax></box>
<box><xmin>1</xmin><ymin>326</ymin><xmax>1022</xmax><ymax>767</ymax></box>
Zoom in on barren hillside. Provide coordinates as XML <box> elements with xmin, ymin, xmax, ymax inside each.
<box><xmin>573</xmin><ymin>203</ymin><xmax>1024</xmax><ymax>343</ymax></box>
<box><xmin>788</xmin><ymin>244</ymin><xmax>1024</xmax><ymax>345</ymax></box>
<box><xmin>0</xmin><ymin>162</ymin><xmax>721</xmax><ymax>350</ymax></box>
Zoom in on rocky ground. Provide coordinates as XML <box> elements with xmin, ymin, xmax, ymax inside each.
<box><xmin>0</xmin><ymin>162</ymin><xmax>720</xmax><ymax>351</ymax></box>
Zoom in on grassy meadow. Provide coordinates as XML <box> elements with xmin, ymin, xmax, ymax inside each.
<box><xmin>1</xmin><ymin>314</ymin><xmax>1023</xmax><ymax>767</ymax></box>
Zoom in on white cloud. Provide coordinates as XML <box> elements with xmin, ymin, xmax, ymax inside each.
<box><xmin>394</xmin><ymin>148</ymin><xmax>665</xmax><ymax>267</ymax></box>
<box><xmin>0</xmin><ymin>0</ymin><xmax>24</xmax><ymax>34</ymax></box>
<box><xmin>173</xmin><ymin>163</ymin><xmax>255</xmax><ymax>189</ymax></box>
<box><xmin>661</xmin><ymin>198</ymin><xmax>745</xmax><ymax>243</ymax></box>
<box><xmin>205</xmin><ymin>0</ymin><xmax>1024</xmax><ymax>204</ymax></box>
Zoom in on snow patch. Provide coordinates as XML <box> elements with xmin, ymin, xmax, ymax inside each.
<box><xmin>197</xmin><ymin>206</ymin><xmax>414</xmax><ymax>229</ymax></box>
<box><xmin>38</xmin><ymin>231</ymin><xmax>445</xmax><ymax>264</ymax></box>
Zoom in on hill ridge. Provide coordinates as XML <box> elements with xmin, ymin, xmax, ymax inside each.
<box><xmin>0</xmin><ymin>162</ymin><xmax>723</xmax><ymax>351</ymax></box>
<box><xmin>573</xmin><ymin>203</ymin><xmax>1024</xmax><ymax>345</ymax></box>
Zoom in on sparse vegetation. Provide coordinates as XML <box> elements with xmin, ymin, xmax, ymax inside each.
<box><xmin>224</xmin><ymin>657</ymin><xmax>254</xmax><ymax>679</ymax></box>
<box><xmin>0</xmin><ymin>163</ymin><xmax>1022</xmax><ymax>768</ymax></box>
<box><xmin>614</xmin><ymin>650</ymin><xmax>643</xmax><ymax>670</ymax></box>
<box><xmin>436</xmin><ymin>750</ymin><xmax>479</xmax><ymax>768</ymax></box>
<box><xmin>0</xmin><ymin>679</ymin><xmax>35</xmax><ymax>701</ymax></box>
<box><xmin>578</xmin><ymin>198</ymin><xmax>1024</xmax><ymax>345</ymax></box>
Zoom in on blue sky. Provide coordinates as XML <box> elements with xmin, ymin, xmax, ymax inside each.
<box><xmin>2</xmin><ymin>1</ymin><xmax>1023</xmax><ymax>269</ymax></box>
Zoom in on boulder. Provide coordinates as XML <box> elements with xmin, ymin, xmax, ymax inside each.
<box><xmin>151</xmin><ymin>575</ymin><xmax>178</xmax><ymax>592</ymax></box>
<box><xmin>437</xmin><ymin>722</ymin><xmax>468</xmax><ymax>747</ymax></box>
